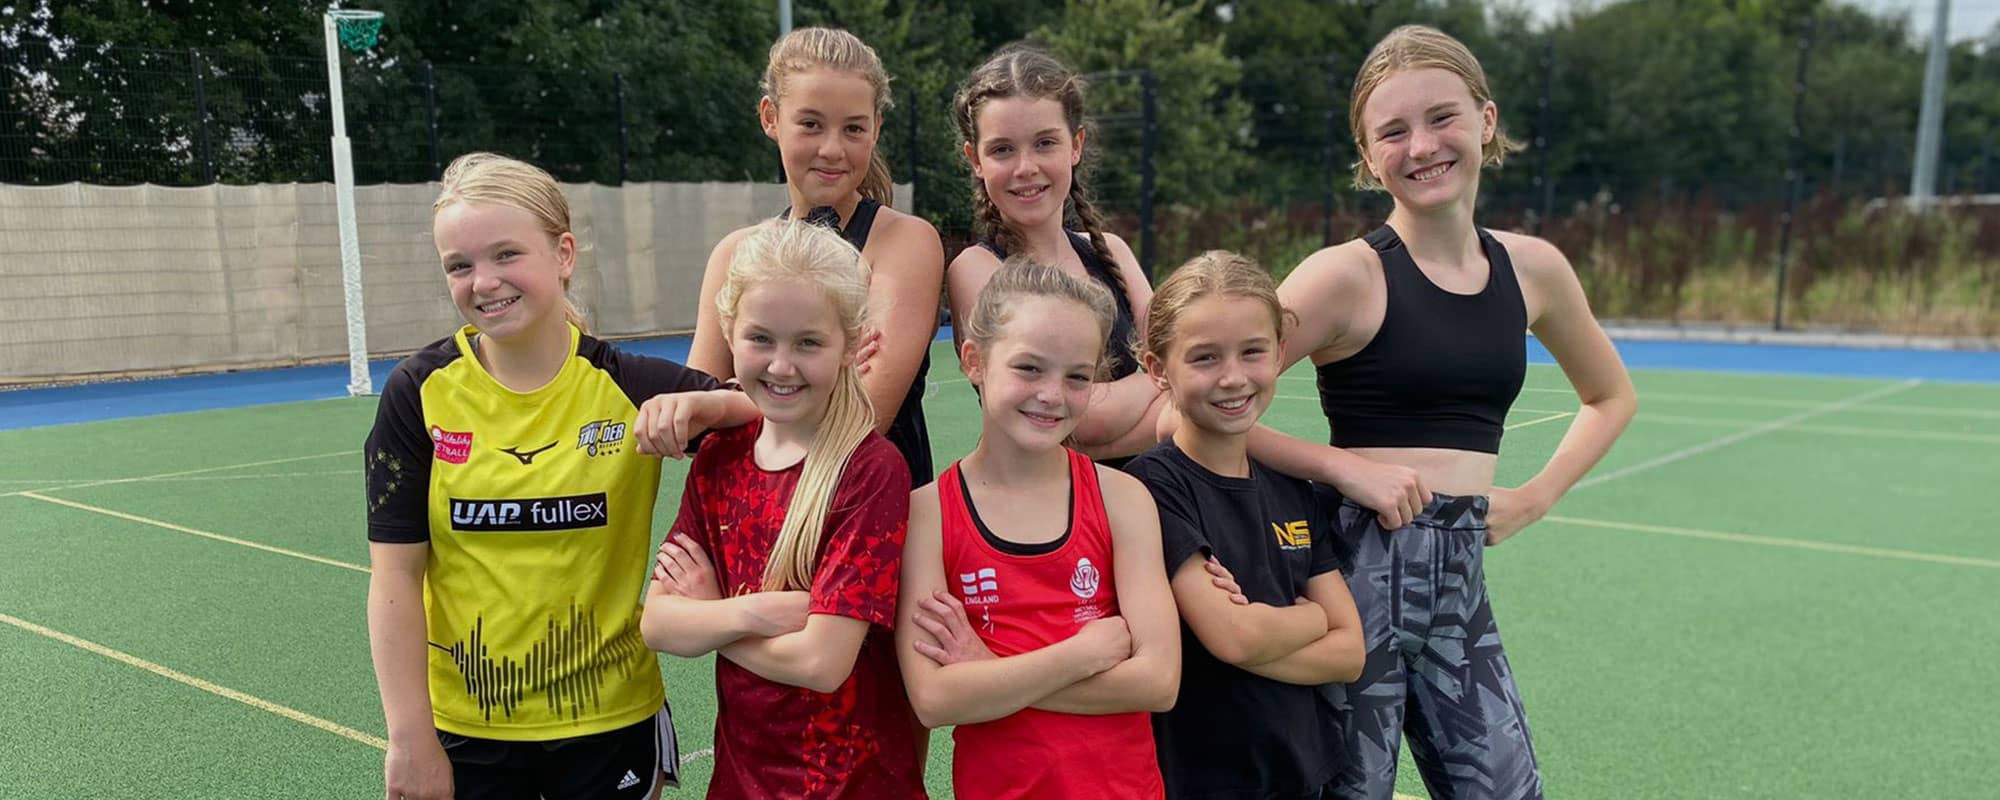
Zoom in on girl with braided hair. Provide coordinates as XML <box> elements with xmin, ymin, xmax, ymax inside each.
<box><xmin>946</xmin><ymin>43</ymin><xmax>1160</xmax><ymax>465</ymax></box>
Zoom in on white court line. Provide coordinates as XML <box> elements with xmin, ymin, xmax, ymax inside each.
<box><xmin>1627</xmin><ymin>411</ymin><xmax>2000</xmax><ymax>446</ymax></box>
<box><xmin>1</xmin><ymin>450</ymin><xmax>359</xmax><ymax>498</ymax></box>
<box><xmin>1</xmin><ymin>470</ymin><xmax>359</xmax><ymax>486</ymax></box>
<box><xmin>1505</xmin><ymin>411</ymin><xmax>1573</xmax><ymax>431</ymax></box>
<box><xmin>1277</xmin><ymin>374</ymin><xmax>2000</xmax><ymax>419</ymax></box>
<box><xmin>1573</xmin><ymin>379</ymin><xmax>1921</xmax><ymax>490</ymax></box>
<box><xmin>10</xmin><ymin>501</ymin><xmax>718</xmax><ymax>769</ymax></box>
<box><xmin>17</xmin><ymin>492</ymin><xmax>371</xmax><ymax>574</ymax></box>
<box><xmin>1545</xmin><ymin>515</ymin><xmax>2000</xmax><ymax>569</ymax></box>
<box><xmin>0</xmin><ymin>611</ymin><xmax>389</xmax><ymax>749</ymax></box>
<box><xmin>135</xmin><ymin>470</ymin><xmax>359</xmax><ymax>484</ymax></box>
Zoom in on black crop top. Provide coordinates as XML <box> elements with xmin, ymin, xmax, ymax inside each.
<box><xmin>1313</xmin><ymin>225</ymin><xmax>1527</xmax><ymax>454</ymax></box>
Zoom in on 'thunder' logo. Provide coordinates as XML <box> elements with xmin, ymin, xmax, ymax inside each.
<box><xmin>431</xmin><ymin>426</ymin><xmax>472</xmax><ymax>464</ymax></box>
<box><xmin>576</xmin><ymin>420</ymin><xmax>628</xmax><ymax>457</ymax></box>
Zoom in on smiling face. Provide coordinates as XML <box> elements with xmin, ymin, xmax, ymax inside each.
<box><xmin>728</xmin><ymin>278</ymin><xmax>849</xmax><ymax>433</ymax></box>
<box><xmin>762</xmin><ymin>67</ymin><xmax>882</xmax><ymax>210</ymax></box>
<box><xmin>1357</xmin><ymin>67</ymin><xmax>1496</xmax><ymax>210</ymax></box>
<box><xmin>1149</xmin><ymin>294</ymin><xmax>1281</xmax><ymax>439</ymax></box>
<box><xmin>967</xmin><ymin>96</ymin><xmax>1084</xmax><ymax>233</ymax></box>
<box><xmin>963</xmin><ymin>295</ymin><xmax>1104</xmax><ymax>452</ymax></box>
<box><xmin>433</xmin><ymin>201</ymin><xmax>575</xmax><ymax>343</ymax></box>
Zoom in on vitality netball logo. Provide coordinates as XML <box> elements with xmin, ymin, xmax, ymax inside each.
<box><xmin>1069</xmin><ymin>557</ymin><xmax>1100</xmax><ymax>600</ymax></box>
<box><xmin>431</xmin><ymin>426</ymin><xmax>473</xmax><ymax>464</ymax></box>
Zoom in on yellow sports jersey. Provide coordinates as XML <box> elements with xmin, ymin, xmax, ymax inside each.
<box><xmin>364</xmin><ymin>324</ymin><xmax>719</xmax><ymax>740</ymax></box>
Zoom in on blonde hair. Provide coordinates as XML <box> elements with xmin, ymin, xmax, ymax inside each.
<box><xmin>763</xmin><ymin>27</ymin><xmax>896</xmax><ymax>207</ymax></box>
<box><xmin>1141</xmin><ymin>250</ymin><xmax>1294</xmax><ymax>366</ymax></box>
<box><xmin>951</xmin><ymin>43</ymin><xmax>1126</xmax><ymax>303</ymax></box>
<box><xmin>961</xmin><ymin>257</ymin><xmax>1120</xmax><ymax>382</ymax></box>
<box><xmin>716</xmin><ymin>218</ymin><xmax>876</xmax><ymax>592</ymax></box>
<box><xmin>432</xmin><ymin>152</ymin><xmax>587</xmax><ymax>332</ymax></box>
<box><xmin>1348</xmin><ymin>25</ymin><xmax>1523</xmax><ymax>190</ymax></box>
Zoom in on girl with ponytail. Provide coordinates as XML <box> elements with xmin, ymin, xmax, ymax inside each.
<box><xmin>642</xmin><ymin>218</ymin><xmax>925</xmax><ymax>799</ymax></box>
<box><xmin>366</xmin><ymin>152</ymin><xmax>757</xmax><ymax>800</ymax></box>
<box><xmin>690</xmin><ymin>26</ymin><xmax>946</xmax><ymax>489</ymax></box>
<box><xmin>947</xmin><ymin>43</ymin><xmax>1160</xmax><ymax>465</ymax></box>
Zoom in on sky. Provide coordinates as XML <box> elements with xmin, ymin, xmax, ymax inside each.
<box><xmin>1509</xmin><ymin>0</ymin><xmax>2000</xmax><ymax>43</ymax></box>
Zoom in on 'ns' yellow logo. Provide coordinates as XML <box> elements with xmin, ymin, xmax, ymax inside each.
<box><xmin>1271</xmin><ymin>520</ymin><xmax>1311</xmax><ymax>549</ymax></box>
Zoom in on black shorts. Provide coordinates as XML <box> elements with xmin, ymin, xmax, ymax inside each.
<box><xmin>437</xmin><ymin>704</ymin><xmax>680</xmax><ymax>800</ymax></box>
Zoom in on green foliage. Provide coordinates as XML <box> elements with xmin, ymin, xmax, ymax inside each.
<box><xmin>1037</xmin><ymin>0</ymin><xmax>1253</xmax><ymax>216</ymax></box>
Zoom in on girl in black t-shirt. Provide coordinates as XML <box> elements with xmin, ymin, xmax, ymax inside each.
<box><xmin>1124</xmin><ymin>251</ymin><xmax>1364</xmax><ymax>799</ymax></box>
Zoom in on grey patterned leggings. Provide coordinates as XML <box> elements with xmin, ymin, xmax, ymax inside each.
<box><xmin>1322</xmin><ymin>494</ymin><xmax>1543</xmax><ymax>800</ymax></box>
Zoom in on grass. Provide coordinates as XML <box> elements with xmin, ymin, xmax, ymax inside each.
<box><xmin>3</xmin><ymin>341</ymin><xmax>1999</xmax><ymax>798</ymax></box>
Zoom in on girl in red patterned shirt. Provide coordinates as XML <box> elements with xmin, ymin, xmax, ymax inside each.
<box><xmin>639</xmin><ymin>218</ymin><xmax>924</xmax><ymax>799</ymax></box>
<box><xmin>897</xmin><ymin>259</ymin><xmax>1181</xmax><ymax>800</ymax></box>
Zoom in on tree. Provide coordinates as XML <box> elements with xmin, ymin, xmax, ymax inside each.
<box><xmin>800</xmin><ymin>0</ymin><xmax>987</xmax><ymax>230</ymax></box>
<box><xmin>1036</xmin><ymin>0</ymin><xmax>1253</xmax><ymax>218</ymax></box>
<box><xmin>2</xmin><ymin>0</ymin><xmax>325</xmax><ymax>184</ymax></box>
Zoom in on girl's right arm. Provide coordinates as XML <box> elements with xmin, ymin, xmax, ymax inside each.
<box><xmin>1238</xmin><ymin>570</ymin><xmax>1365</xmax><ymax>685</ymax></box>
<box><xmin>1169</xmin><ymin>554</ymin><xmax>1329</xmax><ymax>667</ymax></box>
<box><xmin>896</xmin><ymin>486</ymin><xmax>1125</xmax><ymax>728</ymax></box>
<box><xmin>688</xmin><ymin>228</ymin><xmax>749</xmax><ymax>379</ymax></box>
<box><xmin>641</xmin><ymin>584</ymin><xmax>810</xmax><ymax>658</ymax></box>
<box><xmin>638</xmin><ymin>465</ymin><xmax>809</xmax><ymax>657</ymax></box>
<box><xmin>363</xmin><ymin>363</ymin><xmax>452</xmax><ymax>800</ymax></box>
<box><xmin>368</xmin><ymin>542</ymin><xmax>452</xmax><ymax>800</ymax></box>
<box><xmin>1255</xmin><ymin>243</ymin><xmax>1430</xmax><ymax>529</ymax></box>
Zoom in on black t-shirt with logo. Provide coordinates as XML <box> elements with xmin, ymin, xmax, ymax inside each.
<box><xmin>1124</xmin><ymin>439</ymin><xmax>1347</xmax><ymax>799</ymax></box>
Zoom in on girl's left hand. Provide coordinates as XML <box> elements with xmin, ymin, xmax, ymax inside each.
<box><xmin>852</xmin><ymin>328</ymin><xmax>883</xmax><ymax>376</ymax></box>
<box><xmin>911</xmin><ymin>590</ymin><xmax>996</xmax><ymax>666</ymax></box>
<box><xmin>653</xmin><ymin>533</ymin><xmax>722</xmax><ymax>600</ymax></box>
<box><xmin>1484</xmin><ymin>486</ymin><xmax>1550</xmax><ymax>546</ymax></box>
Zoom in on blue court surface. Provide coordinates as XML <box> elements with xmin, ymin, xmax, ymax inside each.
<box><xmin>5</xmin><ymin>332</ymin><xmax>1996</xmax><ymax>432</ymax></box>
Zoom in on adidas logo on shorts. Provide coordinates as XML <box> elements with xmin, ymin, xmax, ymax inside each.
<box><xmin>617</xmin><ymin>770</ymin><xmax>641</xmax><ymax>790</ymax></box>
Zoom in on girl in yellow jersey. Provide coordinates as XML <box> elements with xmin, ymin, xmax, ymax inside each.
<box><xmin>363</xmin><ymin>152</ymin><xmax>757</xmax><ymax>800</ymax></box>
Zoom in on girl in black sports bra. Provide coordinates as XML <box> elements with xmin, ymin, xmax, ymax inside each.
<box><xmin>689</xmin><ymin>27</ymin><xmax>945</xmax><ymax>488</ymax></box>
<box><xmin>1247</xmin><ymin>26</ymin><xmax>1638</xmax><ymax>800</ymax></box>
<box><xmin>944</xmin><ymin>43</ymin><xmax>1161</xmax><ymax>466</ymax></box>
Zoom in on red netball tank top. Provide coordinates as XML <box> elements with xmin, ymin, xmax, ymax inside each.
<box><xmin>936</xmin><ymin>449</ymin><xmax>1164</xmax><ymax>800</ymax></box>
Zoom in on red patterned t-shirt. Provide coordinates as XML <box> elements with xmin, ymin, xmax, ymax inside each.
<box><xmin>670</xmin><ymin>418</ymin><xmax>925</xmax><ymax>800</ymax></box>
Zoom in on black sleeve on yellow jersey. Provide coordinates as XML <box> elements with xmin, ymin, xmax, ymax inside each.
<box><xmin>580</xmin><ymin>336</ymin><xmax>724</xmax><ymax>409</ymax></box>
<box><xmin>364</xmin><ymin>340</ymin><xmax>458</xmax><ymax>544</ymax></box>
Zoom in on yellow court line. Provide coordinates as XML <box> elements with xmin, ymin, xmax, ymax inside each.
<box><xmin>0</xmin><ymin>611</ymin><xmax>387</xmax><ymax>750</ymax></box>
<box><xmin>17</xmin><ymin>492</ymin><xmax>371</xmax><ymax>574</ymax></box>
<box><xmin>1545</xmin><ymin>515</ymin><xmax>2000</xmax><ymax>569</ymax></box>
<box><xmin>1</xmin><ymin>449</ymin><xmax>360</xmax><ymax>498</ymax></box>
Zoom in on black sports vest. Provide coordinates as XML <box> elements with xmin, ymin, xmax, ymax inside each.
<box><xmin>789</xmin><ymin>198</ymin><xmax>935</xmax><ymax>487</ymax></box>
<box><xmin>1313</xmin><ymin>225</ymin><xmax>1527</xmax><ymax>454</ymax></box>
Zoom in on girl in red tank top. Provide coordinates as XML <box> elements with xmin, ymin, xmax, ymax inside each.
<box><xmin>896</xmin><ymin>260</ymin><xmax>1181</xmax><ymax>800</ymax></box>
